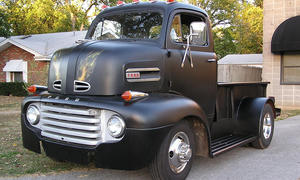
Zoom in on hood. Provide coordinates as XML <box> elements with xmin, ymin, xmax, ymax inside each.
<box><xmin>48</xmin><ymin>41</ymin><xmax>165</xmax><ymax>95</ymax></box>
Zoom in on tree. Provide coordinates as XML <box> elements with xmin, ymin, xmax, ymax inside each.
<box><xmin>189</xmin><ymin>0</ymin><xmax>263</xmax><ymax>58</ymax></box>
<box><xmin>190</xmin><ymin>0</ymin><xmax>240</xmax><ymax>28</ymax></box>
<box><xmin>254</xmin><ymin>0</ymin><xmax>262</xmax><ymax>8</ymax></box>
<box><xmin>0</xmin><ymin>8</ymin><xmax>11</xmax><ymax>37</ymax></box>
<box><xmin>213</xmin><ymin>27</ymin><xmax>237</xmax><ymax>59</ymax></box>
<box><xmin>0</xmin><ymin>0</ymin><xmax>89</xmax><ymax>35</ymax></box>
<box><xmin>232</xmin><ymin>3</ymin><xmax>263</xmax><ymax>54</ymax></box>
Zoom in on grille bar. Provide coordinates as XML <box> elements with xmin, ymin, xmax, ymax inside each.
<box><xmin>41</xmin><ymin>125</ymin><xmax>101</xmax><ymax>138</ymax></box>
<box><xmin>42</xmin><ymin>112</ymin><xmax>100</xmax><ymax>123</ymax></box>
<box><xmin>42</xmin><ymin>131</ymin><xmax>100</xmax><ymax>146</ymax></box>
<box><xmin>41</xmin><ymin>118</ymin><xmax>100</xmax><ymax>131</ymax></box>
<box><xmin>40</xmin><ymin>103</ymin><xmax>101</xmax><ymax>146</ymax></box>
<box><xmin>42</xmin><ymin>104</ymin><xmax>92</xmax><ymax>116</ymax></box>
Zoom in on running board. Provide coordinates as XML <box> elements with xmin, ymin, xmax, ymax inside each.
<box><xmin>211</xmin><ymin>135</ymin><xmax>257</xmax><ymax>157</ymax></box>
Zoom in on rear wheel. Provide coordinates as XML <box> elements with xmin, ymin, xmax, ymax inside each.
<box><xmin>252</xmin><ymin>103</ymin><xmax>274</xmax><ymax>149</ymax></box>
<box><xmin>150</xmin><ymin>120</ymin><xmax>195</xmax><ymax>180</ymax></box>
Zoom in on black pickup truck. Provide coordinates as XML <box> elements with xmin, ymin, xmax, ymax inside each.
<box><xmin>22</xmin><ymin>2</ymin><xmax>281</xmax><ymax>180</ymax></box>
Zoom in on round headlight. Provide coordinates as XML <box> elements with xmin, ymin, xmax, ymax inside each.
<box><xmin>26</xmin><ymin>105</ymin><xmax>40</xmax><ymax>125</ymax></box>
<box><xmin>107</xmin><ymin>115</ymin><xmax>125</xmax><ymax>138</ymax></box>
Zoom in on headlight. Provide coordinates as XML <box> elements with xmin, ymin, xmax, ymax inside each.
<box><xmin>107</xmin><ymin>115</ymin><xmax>125</xmax><ymax>138</ymax></box>
<box><xmin>26</xmin><ymin>105</ymin><xmax>40</xmax><ymax>125</ymax></box>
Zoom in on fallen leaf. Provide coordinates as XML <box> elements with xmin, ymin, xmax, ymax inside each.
<box><xmin>78</xmin><ymin>174</ymin><xmax>88</xmax><ymax>178</ymax></box>
<box><xmin>16</xmin><ymin>154</ymin><xmax>21</xmax><ymax>158</ymax></box>
<box><xmin>12</xmin><ymin>143</ymin><xmax>17</xmax><ymax>147</ymax></box>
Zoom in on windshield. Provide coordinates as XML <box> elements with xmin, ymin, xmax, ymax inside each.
<box><xmin>90</xmin><ymin>11</ymin><xmax>163</xmax><ymax>40</ymax></box>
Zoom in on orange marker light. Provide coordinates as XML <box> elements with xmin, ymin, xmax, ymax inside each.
<box><xmin>27</xmin><ymin>85</ymin><xmax>37</xmax><ymax>93</ymax></box>
<box><xmin>121</xmin><ymin>91</ymin><xmax>132</xmax><ymax>102</ymax></box>
<box><xmin>117</xmin><ymin>1</ymin><xmax>124</xmax><ymax>5</ymax></box>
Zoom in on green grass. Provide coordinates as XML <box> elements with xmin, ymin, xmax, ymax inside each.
<box><xmin>276</xmin><ymin>109</ymin><xmax>300</xmax><ymax>121</ymax></box>
<box><xmin>0</xmin><ymin>112</ymin><xmax>95</xmax><ymax>177</ymax></box>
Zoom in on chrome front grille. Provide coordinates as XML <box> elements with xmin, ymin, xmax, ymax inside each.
<box><xmin>74</xmin><ymin>80</ymin><xmax>90</xmax><ymax>92</ymax></box>
<box><xmin>53</xmin><ymin>80</ymin><xmax>61</xmax><ymax>90</ymax></box>
<box><xmin>40</xmin><ymin>103</ymin><xmax>101</xmax><ymax>146</ymax></box>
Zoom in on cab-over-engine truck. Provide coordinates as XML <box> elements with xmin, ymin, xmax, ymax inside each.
<box><xmin>22</xmin><ymin>2</ymin><xmax>281</xmax><ymax>180</ymax></box>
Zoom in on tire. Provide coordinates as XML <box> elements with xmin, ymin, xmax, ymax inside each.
<box><xmin>149</xmin><ymin>120</ymin><xmax>196</xmax><ymax>180</ymax></box>
<box><xmin>251</xmin><ymin>103</ymin><xmax>274</xmax><ymax>149</ymax></box>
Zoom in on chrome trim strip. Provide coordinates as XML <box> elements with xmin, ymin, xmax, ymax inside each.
<box><xmin>127</xmin><ymin>77</ymin><xmax>161</xmax><ymax>82</ymax></box>
<box><xmin>126</xmin><ymin>67</ymin><xmax>160</xmax><ymax>72</ymax></box>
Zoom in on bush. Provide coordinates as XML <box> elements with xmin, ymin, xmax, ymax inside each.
<box><xmin>0</xmin><ymin>82</ymin><xmax>28</xmax><ymax>96</ymax></box>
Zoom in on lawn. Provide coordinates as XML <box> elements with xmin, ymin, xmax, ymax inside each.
<box><xmin>0</xmin><ymin>96</ymin><xmax>95</xmax><ymax>177</ymax></box>
<box><xmin>0</xmin><ymin>95</ymin><xmax>299</xmax><ymax>177</ymax></box>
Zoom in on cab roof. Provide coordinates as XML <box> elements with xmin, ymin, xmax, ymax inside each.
<box><xmin>100</xmin><ymin>2</ymin><xmax>208</xmax><ymax>17</ymax></box>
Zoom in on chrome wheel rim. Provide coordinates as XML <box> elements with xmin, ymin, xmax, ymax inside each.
<box><xmin>168</xmin><ymin>132</ymin><xmax>192</xmax><ymax>174</ymax></box>
<box><xmin>263</xmin><ymin>113</ymin><xmax>272</xmax><ymax>139</ymax></box>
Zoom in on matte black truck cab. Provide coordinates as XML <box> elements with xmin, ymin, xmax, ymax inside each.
<box><xmin>21</xmin><ymin>2</ymin><xmax>280</xmax><ymax>180</ymax></box>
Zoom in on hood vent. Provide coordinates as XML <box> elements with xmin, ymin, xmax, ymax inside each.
<box><xmin>53</xmin><ymin>80</ymin><xmax>62</xmax><ymax>90</ymax></box>
<box><xmin>74</xmin><ymin>80</ymin><xmax>91</xmax><ymax>92</ymax></box>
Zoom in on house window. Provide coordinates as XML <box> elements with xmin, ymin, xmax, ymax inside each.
<box><xmin>281</xmin><ymin>54</ymin><xmax>300</xmax><ymax>84</ymax></box>
<box><xmin>10</xmin><ymin>72</ymin><xmax>23</xmax><ymax>82</ymax></box>
<box><xmin>3</xmin><ymin>60</ymin><xmax>27</xmax><ymax>83</ymax></box>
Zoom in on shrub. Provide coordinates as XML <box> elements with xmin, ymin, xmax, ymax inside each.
<box><xmin>0</xmin><ymin>82</ymin><xmax>28</xmax><ymax>96</ymax></box>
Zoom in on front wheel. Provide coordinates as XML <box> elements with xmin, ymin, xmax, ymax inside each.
<box><xmin>149</xmin><ymin>120</ymin><xmax>195</xmax><ymax>180</ymax></box>
<box><xmin>252</xmin><ymin>103</ymin><xmax>275</xmax><ymax>149</ymax></box>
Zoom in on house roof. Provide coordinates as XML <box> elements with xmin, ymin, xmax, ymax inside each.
<box><xmin>0</xmin><ymin>37</ymin><xmax>5</xmax><ymax>43</ymax></box>
<box><xmin>0</xmin><ymin>31</ymin><xmax>87</xmax><ymax>60</ymax></box>
<box><xmin>218</xmin><ymin>54</ymin><xmax>263</xmax><ymax>65</ymax></box>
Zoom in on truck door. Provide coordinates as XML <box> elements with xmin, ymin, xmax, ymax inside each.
<box><xmin>166</xmin><ymin>11</ymin><xmax>217</xmax><ymax>120</ymax></box>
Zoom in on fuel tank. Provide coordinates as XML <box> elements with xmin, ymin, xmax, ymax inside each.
<box><xmin>48</xmin><ymin>41</ymin><xmax>165</xmax><ymax>95</ymax></box>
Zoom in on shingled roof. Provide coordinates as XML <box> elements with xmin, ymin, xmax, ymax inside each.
<box><xmin>0</xmin><ymin>31</ymin><xmax>87</xmax><ymax>60</ymax></box>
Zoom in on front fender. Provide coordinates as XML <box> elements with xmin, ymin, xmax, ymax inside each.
<box><xmin>120</xmin><ymin>93</ymin><xmax>209</xmax><ymax>129</ymax></box>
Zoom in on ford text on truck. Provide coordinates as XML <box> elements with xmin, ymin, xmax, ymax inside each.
<box><xmin>21</xmin><ymin>2</ymin><xmax>281</xmax><ymax>180</ymax></box>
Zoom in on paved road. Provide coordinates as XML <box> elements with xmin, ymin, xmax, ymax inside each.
<box><xmin>2</xmin><ymin>116</ymin><xmax>300</xmax><ymax>180</ymax></box>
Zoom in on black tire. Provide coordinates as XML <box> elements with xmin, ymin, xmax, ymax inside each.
<box><xmin>149</xmin><ymin>120</ymin><xmax>196</xmax><ymax>180</ymax></box>
<box><xmin>251</xmin><ymin>103</ymin><xmax>275</xmax><ymax>149</ymax></box>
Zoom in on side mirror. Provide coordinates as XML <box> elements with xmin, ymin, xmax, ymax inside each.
<box><xmin>190</xmin><ymin>22</ymin><xmax>207</xmax><ymax>46</ymax></box>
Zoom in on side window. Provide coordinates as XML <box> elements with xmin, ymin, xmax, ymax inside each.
<box><xmin>170</xmin><ymin>15</ymin><xmax>183</xmax><ymax>43</ymax></box>
<box><xmin>170</xmin><ymin>13</ymin><xmax>208</xmax><ymax>46</ymax></box>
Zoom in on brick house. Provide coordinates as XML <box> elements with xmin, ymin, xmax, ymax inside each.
<box><xmin>263</xmin><ymin>0</ymin><xmax>300</xmax><ymax>108</ymax></box>
<box><xmin>0</xmin><ymin>31</ymin><xmax>86</xmax><ymax>85</ymax></box>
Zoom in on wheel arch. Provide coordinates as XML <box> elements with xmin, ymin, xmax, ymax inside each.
<box><xmin>236</xmin><ymin>97</ymin><xmax>276</xmax><ymax>136</ymax></box>
<box><xmin>183</xmin><ymin>115</ymin><xmax>211</xmax><ymax>158</ymax></box>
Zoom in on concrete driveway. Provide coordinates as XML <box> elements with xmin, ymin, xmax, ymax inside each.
<box><xmin>1</xmin><ymin>115</ymin><xmax>300</xmax><ymax>180</ymax></box>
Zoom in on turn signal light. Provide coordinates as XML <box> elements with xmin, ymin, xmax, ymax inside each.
<box><xmin>167</xmin><ymin>0</ymin><xmax>175</xmax><ymax>2</ymax></box>
<box><xmin>27</xmin><ymin>85</ymin><xmax>37</xmax><ymax>93</ymax></box>
<box><xmin>121</xmin><ymin>91</ymin><xmax>149</xmax><ymax>102</ymax></box>
<box><xmin>102</xmin><ymin>5</ymin><xmax>108</xmax><ymax>9</ymax></box>
<box><xmin>121</xmin><ymin>91</ymin><xmax>132</xmax><ymax>102</ymax></box>
<box><xmin>117</xmin><ymin>1</ymin><xmax>124</xmax><ymax>5</ymax></box>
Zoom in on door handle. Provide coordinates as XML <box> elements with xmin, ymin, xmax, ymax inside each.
<box><xmin>207</xmin><ymin>59</ymin><xmax>216</xmax><ymax>63</ymax></box>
